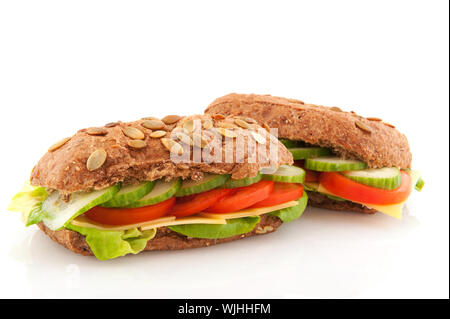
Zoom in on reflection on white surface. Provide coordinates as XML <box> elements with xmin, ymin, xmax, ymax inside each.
<box><xmin>6</xmin><ymin>207</ymin><xmax>426</xmax><ymax>298</ymax></box>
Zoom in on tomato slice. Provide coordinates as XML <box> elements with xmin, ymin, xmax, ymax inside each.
<box><xmin>319</xmin><ymin>171</ymin><xmax>412</xmax><ymax>205</ymax></box>
<box><xmin>206</xmin><ymin>180</ymin><xmax>274</xmax><ymax>214</ymax></box>
<box><xmin>295</xmin><ymin>160</ymin><xmax>319</xmax><ymax>182</ymax></box>
<box><xmin>252</xmin><ymin>182</ymin><xmax>303</xmax><ymax>208</ymax></box>
<box><xmin>85</xmin><ymin>197</ymin><xmax>175</xmax><ymax>225</ymax></box>
<box><xmin>170</xmin><ymin>188</ymin><xmax>233</xmax><ymax>218</ymax></box>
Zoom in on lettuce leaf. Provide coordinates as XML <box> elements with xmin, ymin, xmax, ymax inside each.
<box><xmin>66</xmin><ymin>224</ymin><xmax>156</xmax><ymax>260</ymax></box>
<box><xmin>8</xmin><ymin>182</ymin><xmax>49</xmax><ymax>226</ymax></box>
<box><xmin>415</xmin><ymin>176</ymin><xmax>425</xmax><ymax>191</ymax></box>
<box><xmin>41</xmin><ymin>184</ymin><xmax>120</xmax><ymax>231</ymax></box>
<box><xmin>269</xmin><ymin>191</ymin><xmax>308</xmax><ymax>222</ymax></box>
<box><xmin>169</xmin><ymin>216</ymin><xmax>260</xmax><ymax>239</ymax></box>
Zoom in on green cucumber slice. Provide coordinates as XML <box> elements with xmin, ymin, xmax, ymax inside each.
<box><xmin>262</xmin><ymin>165</ymin><xmax>305</xmax><ymax>183</ymax></box>
<box><xmin>101</xmin><ymin>181</ymin><xmax>155</xmax><ymax>207</ymax></box>
<box><xmin>125</xmin><ymin>179</ymin><xmax>181</xmax><ymax>208</ymax></box>
<box><xmin>280</xmin><ymin>139</ymin><xmax>303</xmax><ymax>148</ymax></box>
<box><xmin>342</xmin><ymin>167</ymin><xmax>401</xmax><ymax>190</ymax></box>
<box><xmin>42</xmin><ymin>184</ymin><xmax>120</xmax><ymax>231</ymax></box>
<box><xmin>221</xmin><ymin>174</ymin><xmax>262</xmax><ymax>188</ymax></box>
<box><xmin>415</xmin><ymin>177</ymin><xmax>425</xmax><ymax>191</ymax></box>
<box><xmin>288</xmin><ymin>147</ymin><xmax>331</xmax><ymax>160</ymax></box>
<box><xmin>176</xmin><ymin>174</ymin><xmax>230</xmax><ymax>197</ymax></box>
<box><xmin>305</xmin><ymin>156</ymin><xmax>368</xmax><ymax>172</ymax></box>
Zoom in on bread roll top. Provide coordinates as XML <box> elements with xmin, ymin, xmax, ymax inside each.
<box><xmin>205</xmin><ymin>93</ymin><xmax>412</xmax><ymax>169</ymax></box>
<box><xmin>31</xmin><ymin>114</ymin><xmax>293</xmax><ymax>193</ymax></box>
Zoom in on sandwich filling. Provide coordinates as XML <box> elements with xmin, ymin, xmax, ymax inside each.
<box><xmin>280</xmin><ymin>139</ymin><xmax>423</xmax><ymax>219</ymax></box>
<box><xmin>9</xmin><ymin>165</ymin><xmax>308</xmax><ymax>260</ymax></box>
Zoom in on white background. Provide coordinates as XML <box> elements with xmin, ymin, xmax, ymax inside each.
<box><xmin>0</xmin><ymin>0</ymin><xmax>448</xmax><ymax>299</ymax></box>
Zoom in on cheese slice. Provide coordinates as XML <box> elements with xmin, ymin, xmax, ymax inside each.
<box><xmin>71</xmin><ymin>215</ymin><xmax>226</xmax><ymax>231</ymax></box>
<box><xmin>199</xmin><ymin>200</ymin><xmax>298</xmax><ymax>220</ymax></box>
<box><xmin>140</xmin><ymin>216</ymin><xmax>226</xmax><ymax>231</ymax></box>
<box><xmin>71</xmin><ymin>215</ymin><xmax>177</xmax><ymax>231</ymax></box>
<box><xmin>316</xmin><ymin>170</ymin><xmax>421</xmax><ymax>219</ymax></box>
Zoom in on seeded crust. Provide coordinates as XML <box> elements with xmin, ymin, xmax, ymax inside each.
<box><xmin>306</xmin><ymin>191</ymin><xmax>376</xmax><ymax>214</ymax></box>
<box><xmin>36</xmin><ymin>214</ymin><xmax>282</xmax><ymax>256</ymax></box>
<box><xmin>30</xmin><ymin>114</ymin><xmax>293</xmax><ymax>193</ymax></box>
<box><xmin>205</xmin><ymin>93</ymin><xmax>412</xmax><ymax>168</ymax></box>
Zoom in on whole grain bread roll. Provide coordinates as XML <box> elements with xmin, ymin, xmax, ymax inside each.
<box><xmin>205</xmin><ymin>93</ymin><xmax>412</xmax><ymax>169</ymax></box>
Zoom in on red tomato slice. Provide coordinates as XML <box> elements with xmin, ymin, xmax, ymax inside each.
<box><xmin>206</xmin><ymin>180</ymin><xmax>274</xmax><ymax>214</ymax></box>
<box><xmin>85</xmin><ymin>197</ymin><xmax>175</xmax><ymax>225</ymax></box>
<box><xmin>170</xmin><ymin>188</ymin><xmax>233</xmax><ymax>218</ymax></box>
<box><xmin>295</xmin><ymin>160</ymin><xmax>319</xmax><ymax>182</ymax></box>
<box><xmin>319</xmin><ymin>171</ymin><xmax>412</xmax><ymax>205</ymax></box>
<box><xmin>252</xmin><ymin>182</ymin><xmax>303</xmax><ymax>208</ymax></box>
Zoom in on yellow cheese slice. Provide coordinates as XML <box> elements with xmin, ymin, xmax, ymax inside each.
<box><xmin>71</xmin><ymin>215</ymin><xmax>228</xmax><ymax>231</ymax></box>
<box><xmin>316</xmin><ymin>170</ymin><xmax>420</xmax><ymax>220</ymax></box>
<box><xmin>140</xmin><ymin>216</ymin><xmax>226</xmax><ymax>231</ymax></box>
<box><xmin>71</xmin><ymin>215</ymin><xmax>227</xmax><ymax>231</ymax></box>
<box><xmin>199</xmin><ymin>200</ymin><xmax>298</xmax><ymax>220</ymax></box>
<box><xmin>71</xmin><ymin>215</ymin><xmax>177</xmax><ymax>231</ymax></box>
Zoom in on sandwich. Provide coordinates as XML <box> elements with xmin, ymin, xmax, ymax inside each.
<box><xmin>205</xmin><ymin>93</ymin><xmax>424</xmax><ymax>219</ymax></box>
<box><xmin>9</xmin><ymin>114</ymin><xmax>309</xmax><ymax>260</ymax></box>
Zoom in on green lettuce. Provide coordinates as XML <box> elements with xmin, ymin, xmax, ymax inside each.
<box><xmin>415</xmin><ymin>176</ymin><xmax>425</xmax><ymax>191</ymax></box>
<box><xmin>269</xmin><ymin>191</ymin><xmax>308</xmax><ymax>222</ymax></box>
<box><xmin>66</xmin><ymin>224</ymin><xmax>156</xmax><ymax>260</ymax></box>
<box><xmin>169</xmin><ymin>216</ymin><xmax>260</xmax><ymax>239</ymax></box>
<box><xmin>8</xmin><ymin>182</ymin><xmax>49</xmax><ymax>226</ymax></box>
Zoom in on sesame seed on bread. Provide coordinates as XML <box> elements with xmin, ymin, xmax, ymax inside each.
<box><xmin>205</xmin><ymin>93</ymin><xmax>412</xmax><ymax>169</ymax></box>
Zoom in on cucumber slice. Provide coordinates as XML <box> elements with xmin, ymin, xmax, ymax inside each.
<box><xmin>342</xmin><ymin>167</ymin><xmax>401</xmax><ymax>190</ymax></box>
<box><xmin>280</xmin><ymin>139</ymin><xmax>303</xmax><ymax>148</ymax></box>
<box><xmin>262</xmin><ymin>165</ymin><xmax>305</xmax><ymax>183</ymax></box>
<box><xmin>42</xmin><ymin>184</ymin><xmax>120</xmax><ymax>231</ymax></box>
<box><xmin>176</xmin><ymin>174</ymin><xmax>230</xmax><ymax>197</ymax></box>
<box><xmin>221</xmin><ymin>174</ymin><xmax>262</xmax><ymax>188</ymax></box>
<box><xmin>305</xmin><ymin>156</ymin><xmax>368</xmax><ymax>172</ymax></box>
<box><xmin>288</xmin><ymin>147</ymin><xmax>331</xmax><ymax>160</ymax></box>
<box><xmin>125</xmin><ymin>179</ymin><xmax>181</xmax><ymax>208</ymax></box>
<box><xmin>101</xmin><ymin>181</ymin><xmax>155</xmax><ymax>207</ymax></box>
